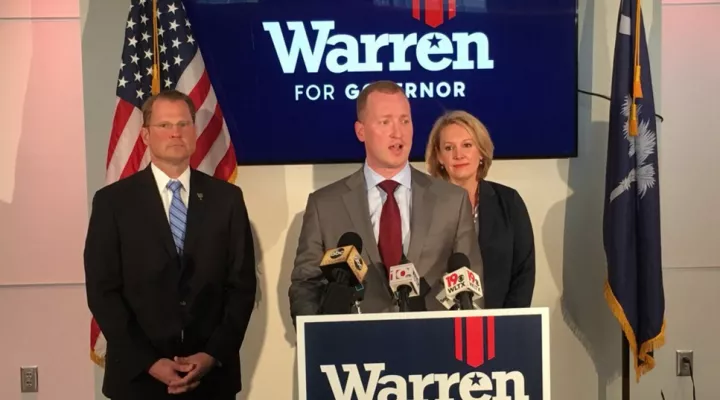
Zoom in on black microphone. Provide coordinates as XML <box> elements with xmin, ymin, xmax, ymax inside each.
<box><xmin>320</xmin><ymin>283</ymin><xmax>356</xmax><ymax>314</ymax></box>
<box><xmin>388</xmin><ymin>255</ymin><xmax>420</xmax><ymax>312</ymax></box>
<box><xmin>443</xmin><ymin>253</ymin><xmax>483</xmax><ymax>310</ymax></box>
<box><xmin>336</xmin><ymin>232</ymin><xmax>369</xmax><ymax>313</ymax></box>
<box><xmin>407</xmin><ymin>277</ymin><xmax>431</xmax><ymax>312</ymax></box>
<box><xmin>318</xmin><ymin>233</ymin><xmax>369</xmax><ymax>314</ymax></box>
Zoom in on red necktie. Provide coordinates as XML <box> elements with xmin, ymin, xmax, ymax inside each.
<box><xmin>377</xmin><ymin>180</ymin><xmax>402</xmax><ymax>271</ymax></box>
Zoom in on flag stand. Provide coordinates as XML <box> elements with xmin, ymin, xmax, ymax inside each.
<box><xmin>622</xmin><ymin>333</ymin><xmax>630</xmax><ymax>400</ymax></box>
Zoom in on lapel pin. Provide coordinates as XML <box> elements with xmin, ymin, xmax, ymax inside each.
<box><xmin>197</xmin><ymin>193</ymin><xmax>204</xmax><ymax>201</ymax></box>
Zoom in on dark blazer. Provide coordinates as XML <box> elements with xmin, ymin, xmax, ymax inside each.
<box><xmin>478</xmin><ymin>180</ymin><xmax>535</xmax><ymax>309</ymax></box>
<box><xmin>84</xmin><ymin>166</ymin><xmax>256</xmax><ymax>400</ymax></box>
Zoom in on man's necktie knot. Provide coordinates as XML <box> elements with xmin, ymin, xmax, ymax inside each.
<box><xmin>378</xmin><ymin>180</ymin><xmax>399</xmax><ymax>195</ymax></box>
<box><xmin>167</xmin><ymin>180</ymin><xmax>183</xmax><ymax>193</ymax></box>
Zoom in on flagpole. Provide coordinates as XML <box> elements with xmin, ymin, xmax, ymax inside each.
<box><xmin>622</xmin><ymin>333</ymin><xmax>630</xmax><ymax>400</ymax></box>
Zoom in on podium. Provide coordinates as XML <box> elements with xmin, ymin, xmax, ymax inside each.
<box><xmin>296</xmin><ymin>308</ymin><xmax>550</xmax><ymax>400</ymax></box>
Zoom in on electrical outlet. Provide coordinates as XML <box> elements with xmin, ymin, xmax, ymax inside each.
<box><xmin>20</xmin><ymin>366</ymin><xmax>38</xmax><ymax>392</ymax></box>
<box><xmin>676</xmin><ymin>350</ymin><xmax>693</xmax><ymax>377</ymax></box>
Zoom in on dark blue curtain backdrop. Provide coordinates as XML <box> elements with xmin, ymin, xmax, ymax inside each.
<box><xmin>184</xmin><ymin>0</ymin><xmax>578</xmax><ymax>165</ymax></box>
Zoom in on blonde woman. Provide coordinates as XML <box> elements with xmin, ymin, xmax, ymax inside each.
<box><xmin>425</xmin><ymin>111</ymin><xmax>535</xmax><ymax>308</ymax></box>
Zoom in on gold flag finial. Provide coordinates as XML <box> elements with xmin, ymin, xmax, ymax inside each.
<box><xmin>629</xmin><ymin>0</ymin><xmax>644</xmax><ymax>136</ymax></box>
<box><xmin>632</xmin><ymin>0</ymin><xmax>644</xmax><ymax>100</ymax></box>
<box><xmin>151</xmin><ymin>0</ymin><xmax>161</xmax><ymax>95</ymax></box>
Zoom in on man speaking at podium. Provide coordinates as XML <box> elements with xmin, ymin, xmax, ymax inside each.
<box><xmin>289</xmin><ymin>81</ymin><xmax>483</xmax><ymax>319</ymax></box>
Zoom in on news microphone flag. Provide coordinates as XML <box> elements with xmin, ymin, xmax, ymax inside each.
<box><xmin>388</xmin><ymin>263</ymin><xmax>420</xmax><ymax>297</ymax></box>
<box><xmin>442</xmin><ymin>267</ymin><xmax>483</xmax><ymax>303</ymax></box>
<box><xmin>90</xmin><ymin>0</ymin><xmax>238</xmax><ymax>367</ymax></box>
<box><xmin>319</xmin><ymin>244</ymin><xmax>368</xmax><ymax>287</ymax></box>
<box><xmin>604</xmin><ymin>0</ymin><xmax>665</xmax><ymax>381</ymax></box>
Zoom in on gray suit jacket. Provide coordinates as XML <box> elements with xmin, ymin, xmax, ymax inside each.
<box><xmin>289</xmin><ymin>166</ymin><xmax>483</xmax><ymax>318</ymax></box>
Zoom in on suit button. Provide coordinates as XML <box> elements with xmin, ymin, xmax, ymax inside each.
<box><xmin>179</xmin><ymin>301</ymin><xmax>186</xmax><ymax>306</ymax></box>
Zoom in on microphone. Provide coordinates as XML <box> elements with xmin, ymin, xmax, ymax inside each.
<box><xmin>319</xmin><ymin>232</ymin><xmax>368</xmax><ymax>288</ymax></box>
<box><xmin>435</xmin><ymin>290</ymin><xmax>459</xmax><ymax>310</ymax></box>
<box><xmin>318</xmin><ymin>233</ymin><xmax>369</xmax><ymax>314</ymax></box>
<box><xmin>319</xmin><ymin>283</ymin><xmax>356</xmax><ymax>314</ymax></box>
<box><xmin>442</xmin><ymin>253</ymin><xmax>483</xmax><ymax>310</ymax></box>
<box><xmin>388</xmin><ymin>255</ymin><xmax>420</xmax><ymax>312</ymax></box>
<box><xmin>407</xmin><ymin>277</ymin><xmax>431</xmax><ymax>312</ymax></box>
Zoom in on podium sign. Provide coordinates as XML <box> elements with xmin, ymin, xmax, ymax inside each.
<box><xmin>297</xmin><ymin>308</ymin><xmax>550</xmax><ymax>400</ymax></box>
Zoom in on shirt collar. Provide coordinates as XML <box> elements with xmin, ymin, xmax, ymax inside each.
<box><xmin>151</xmin><ymin>163</ymin><xmax>191</xmax><ymax>193</ymax></box>
<box><xmin>363</xmin><ymin>161</ymin><xmax>412</xmax><ymax>191</ymax></box>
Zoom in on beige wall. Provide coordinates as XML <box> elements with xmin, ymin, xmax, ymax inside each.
<box><xmin>0</xmin><ymin>0</ymin><xmax>94</xmax><ymax>399</ymax></box>
<box><xmin>2</xmin><ymin>0</ymin><xmax>719</xmax><ymax>399</ymax></box>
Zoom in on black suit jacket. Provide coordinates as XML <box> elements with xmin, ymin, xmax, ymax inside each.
<box><xmin>84</xmin><ymin>166</ymin><xmax>256</xmax><ymax>400</ymax></box>
<box><xmin>478</xmin><ymin>180</ymin><xmax>536</xmax><ymax>309</ymax></box>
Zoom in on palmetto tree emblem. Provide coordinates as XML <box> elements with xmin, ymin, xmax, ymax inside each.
<box><xmin>609</xmin><ymin>94</ymin><xmax>658</xmax><ymax>202</ymax></box>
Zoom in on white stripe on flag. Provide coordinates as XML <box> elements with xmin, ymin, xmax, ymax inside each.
<box><xmin>197</xmin><ymin>120</ymin><xmax>231</xmax><ymax>173</ymax></box>
<box><xmin>176</xmin><ymin>51</ymin><xmax>205</xmax><ymax>93</ymax></box>
<box><xmin>106</xmin><ymin>106</ymin><xmax>143</xmax><ymax>184</ymax></box>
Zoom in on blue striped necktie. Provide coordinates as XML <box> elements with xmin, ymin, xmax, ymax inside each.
<box><xmin>167</xmin><ymin>180</ymin><xmax>187</xmax><ymax>254</ymax></box>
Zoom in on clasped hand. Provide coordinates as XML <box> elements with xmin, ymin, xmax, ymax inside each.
<box><xmin>148</xmin><ymin>353</ymin><xmax>216</xmax><ymax>394</ymax></box>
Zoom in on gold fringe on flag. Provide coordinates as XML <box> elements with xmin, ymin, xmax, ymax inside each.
<box><xmin>90</xmin><ymin>350</ymin><xmax>106</xmax><ymax>368</ymax></box>
<box><xmin>604</xmin><ymin>281</ymin><xmax>666</xmax><ymax>381</ymax></box>
<box><xmin>228</xmin><ymin>166</ymin><xmax>238</xmax><ymax>184</ymax></box>
<box><xmin>151</xmin><ymin>0</ymin><xmax>161</xmax><ymax>95</ymax></box>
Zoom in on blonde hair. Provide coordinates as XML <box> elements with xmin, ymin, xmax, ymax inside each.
<box><xmin>425</xmin><ymin>110</ymin><xmax>494</xmax><ymax>181</ymax></box>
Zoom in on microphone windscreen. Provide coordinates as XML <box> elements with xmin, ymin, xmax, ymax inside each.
<box><xmin>337</xmin><ymin>232</ymin><xmax>363</xmax><ymax>253</ymax></box>
<box><xmin>447</xmin><ymin>252</ymin><xmax>471</xmax><ymax>271</ymax></box>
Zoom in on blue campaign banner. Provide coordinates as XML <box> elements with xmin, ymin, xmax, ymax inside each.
<box><xmin>184</xmin><ymin>0</ymin><xmax>578</xmax><ymax>165</ymax></box>
<box><xmin>297</xmin><ymin>309</ymin><xmax>550</xmax><ymax>399</ymax></box>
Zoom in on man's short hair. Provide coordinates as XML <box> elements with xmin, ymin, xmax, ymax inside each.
<box><xmin>141</xmin><ymin>90</ymin><xmax>197</xmax><ymax>127</ymax></box>
<box><xmin>356</xmin><ymin>81</ymin><xmax>406</xmax><ymax>121</ymax></box>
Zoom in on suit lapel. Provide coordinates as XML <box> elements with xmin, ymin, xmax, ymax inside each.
<box><xmin>342</xmin><ymin>169</ymin><xmax>381</xmax><ymax>265</ymax></box>
<box><xmin>478</xmin><ymin>180</ymin><xmax>499</xmax><ymax>251</ymax></box>
<box><xmin>407</xmin><ymin>168</ymin><xmax>436</xmax><ymax>263</ymax></box>
<box><xmin>139</xmin><ymin>166</ymin><xmax>177</xmax><ymax>258</ymax></box>
<box><xmin>182</xmin><ymin>170</ymin><xmax>206</xmax><ymax>257</ymax></box>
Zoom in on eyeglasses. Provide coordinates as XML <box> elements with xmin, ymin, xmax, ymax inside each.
<box><xmin>147</xmin><ymin>121</ymin><xmax>194</xmax><ymax>131</ymax></box>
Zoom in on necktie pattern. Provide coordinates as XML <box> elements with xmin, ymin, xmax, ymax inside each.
<box><xmin>377</xmin><ymin>180</ymin><xmax>402</xmax><ymax>271</ymax></box>
<box><xmin>167</xmin><ymin>180</ymin><xmax>187</xmax><ymax>254</ymax></box>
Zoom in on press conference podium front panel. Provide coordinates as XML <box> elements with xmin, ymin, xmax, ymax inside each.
<box><xmin>296</xmin><ymin>308</ymin><xmax>550</xmax><ymax>400</ymax></box>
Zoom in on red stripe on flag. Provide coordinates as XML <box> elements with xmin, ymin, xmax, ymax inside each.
<box><xmin>424</xmin><ymin>0</ymin><xmax>444</xmax><ymax>28</ymax></box>
<box><xmin>214</xmin><ymin>145</ymin><xmax>237</xmax><ymax>181</ymax></box>
<box><xmin>190</xmin><ymin>103</ymin><xmax>223</xmax><ymax>167</ymax></box>
<box><xmin>187</xmin><ymin>70</ymin><xmax>211</xmax><ymax>112</ymax></box>
<box><xmin>119</xmin><ymin>135</ymin><xmax>147</xmax><ymax>179</ymax></box>
<box><xmin>412</xmin><ymin>0</ymin><xmax>420</xmax><ymax>19</ymax></box>
<box><xmin>448</xmin><ymin>0</ymin><xmax>456</xmax><ymax>19</ymax></box>
<box><xmin>487</xmin><ymin>316</ymin><xmax>495</xmax><ymax>360</ymax></box>
<box><xmin>90</xmin><ymin>318</ymin><xmax>101</xmax><ymax>349</ymax></box>
<box><xmin>107</xmin><ymin>99</ymin><xmax>136</xmax><ymax>168</ymax></box>
<box><xmin>465</xmin><ymin>316</ymin><xmax>484</xmax><ymax>367</ymax></box>
<box><xmin>454</xmin><ymin>317</ymin><xmax>463</xmax><ymax>362</ymax></box>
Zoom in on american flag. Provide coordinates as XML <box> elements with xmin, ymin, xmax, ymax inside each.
<box><xmin>90</xmin><ymin>0</ymin><xmax>237</xmax><ymax>367</ymax></box>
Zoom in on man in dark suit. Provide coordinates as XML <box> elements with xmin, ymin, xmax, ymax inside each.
<box><xmin>289</xmin><ymin>81</ymin><xmax>484</xmax><ymax>318</ymax></box>
<box><xmin>84</xmin><ymin>90</ymin><xmax>256</xmax><ymax>400</ymax></box>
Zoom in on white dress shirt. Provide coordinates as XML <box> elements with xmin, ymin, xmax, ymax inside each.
<box><xmin>151</xmin><ymin>163</ymin><xmax>191</xmax><ymax>220</ymax></box>
<box><xmin>363</xmin><ymin>162</ymin><xmax>412</xmax><ymax>256</ymax></box>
